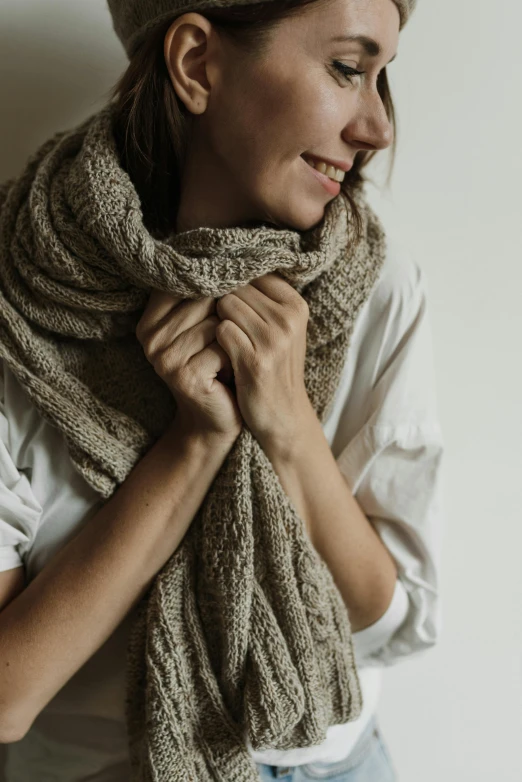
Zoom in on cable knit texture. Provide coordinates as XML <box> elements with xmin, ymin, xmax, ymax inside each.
<box><xmin>0</xmin><ymin>101</ymin><xmax>388</xmax><ymax>780</ymax></box>
<box><xmin>107</xmin><ymin>0</ymin><xmax>418</xmax><ymax>58</ymax></box>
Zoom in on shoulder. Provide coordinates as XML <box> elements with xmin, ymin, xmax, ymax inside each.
<box><xmin>369</xmin><ymin>234</ymin><xmax>426</xmax><ymax>317</ymax></box>
<box><xmin>0</xmin><ymin>359</ymin><xmax>6</xmax><ymax>449</ymax></box>
<box><xmin>0</xmin><ymin>358</ymin><xmax>39</xmax><ymax>466</ymax></box>
<box><xmin>0</xmin><ymin>358</ymin><xmax>102</xmax><ymax>506</ymax></box>
<box><xmin>336</xmin><ymin>231</ymin><xmax>442</xmax><ymax>433</ymax></box>
<box><xmin>352</xmin><ymin>233</ymin><xmax>429</xmax><ymax>354</ymax></box>
<box><xmin>0</xmin><ymin>359</ymin><xmax>60</xmax><ymax>493</ymax></box>
<box><xmin>0</xmin><ymin>359</ymin><xmax>43</xmax><ymax>571</ymax></box>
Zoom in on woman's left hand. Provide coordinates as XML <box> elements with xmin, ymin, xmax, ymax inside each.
<box><xmin>214</xmin><ymin>272</ymin><xmax>313</xmax><ymax>454</ymax></box>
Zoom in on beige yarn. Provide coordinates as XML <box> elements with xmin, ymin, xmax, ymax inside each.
<box><xmin>0</xmin><ymin>102</ymin><xmax>388</xmax><ymax>780</ymax></box>
<box><xmin>107</xmin><ymin>0</ymin><xmax>419</xmax><ymax>59</ymax></box>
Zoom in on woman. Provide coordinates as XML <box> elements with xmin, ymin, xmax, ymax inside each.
<box><xmin>0</xmin><ymin>0</ymin><xmax>444</xmax><ymax>780</ymax></box>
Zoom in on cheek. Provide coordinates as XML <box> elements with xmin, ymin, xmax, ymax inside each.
<box><xmin>245</xmin><ymin>88</ymin><xmax>322</xmax><ymax>167</ymax></box>
<box><xmin>254</xmin><ymin>72</ymin><xmax>345</xmax><ymax>156</ymax></box>
<box><xmin>213</xmin><ymin>75</ymin><xmax>264</xmax><ymax>147</ymax></box>
<box><xmin>212</xmin><ymin>68</ymin><xmax>343</xmax><ymax>179</ymax></box>
<box><xmin>213</xmin><ymin>87</ymin><xmax>297</xmax><ymax>175</ymax></box>
<box><xmin>297</xmin><ymin>76</ymin><xmax>349</xmax><ymax>139</ymax></box>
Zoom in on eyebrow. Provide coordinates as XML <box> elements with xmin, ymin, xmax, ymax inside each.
<box><xmin>330</xmin><ymin>34</ymin><xmax>397</xmax><ymax>64</ymax></box>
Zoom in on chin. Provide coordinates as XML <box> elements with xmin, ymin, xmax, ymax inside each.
<box><xmin>258</xmin><ymin>197</ymin><xmax>327</xmax><ymax>233</ymax></box>
<box><xmin>284</xmin><ymin>203</ymin><xmax>328</xmax><ymax>232</ymax></box>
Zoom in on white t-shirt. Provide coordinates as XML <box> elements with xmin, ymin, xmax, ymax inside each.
<box><xmin>0</xmin><ymin>236</ymin><xmax>445</xmax><ymax>780</ymax></box>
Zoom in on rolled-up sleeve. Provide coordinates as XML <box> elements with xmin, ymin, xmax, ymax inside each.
<box><xmin>0</xmin><ymin>364</ymin><xmax>43</xmax><ymax>571</ymax></box>
<box><xmin>335</xmin><ymin>252</ymin><xmax>446</xmax><ymax>666</ymax></box>
<box><xmin>351</xmin><ymin>576</ymin><xmax>410</xmax><ymax>663</ymax></box>
<box><xmin>345</xmin><ymin>422</ymin><xmax>445</xmax><ymax>666</ymax></box>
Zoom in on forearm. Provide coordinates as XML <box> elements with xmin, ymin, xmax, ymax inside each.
<box><xmin>0</xmin><ymin>419</ymin><xmax>237</xmax><ymax>743</ymax></box>
<box><xmin>261</xmin><ymin>401</ymin><xmax>398</xmax><ymax>634</ymax></box>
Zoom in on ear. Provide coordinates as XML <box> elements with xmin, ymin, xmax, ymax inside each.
<box><xmin>163</xmin><ymin>12</ymin><xmax>218</xmax><ymax>115</ymax></box>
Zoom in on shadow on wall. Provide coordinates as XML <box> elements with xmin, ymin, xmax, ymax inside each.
<box><xmin>0</xmin><ymin>12</ymin><xmax>126</xmax><ymax>182</ymax></box>
<box><xmin>0</xmin><ymin>6</ymin><xmax>126</xmax><ymax>778</ymax></box>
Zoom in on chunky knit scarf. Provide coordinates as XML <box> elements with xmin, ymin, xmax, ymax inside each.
<box><xmin>0</xmin><ymin>102</ymin><xmax>387</xmax><ymax>780</ymax></box>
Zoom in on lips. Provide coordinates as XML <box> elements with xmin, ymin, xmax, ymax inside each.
<box><xmin>302</xmin><ymin>156</ymin><xmax>342</xmax><ymax>195</ymax></box>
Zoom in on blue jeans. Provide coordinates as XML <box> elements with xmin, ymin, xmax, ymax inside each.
<box><xmin>255</xmin><ymin>715</ymin><xmax>397</xmax><ymax>781</ymax></box>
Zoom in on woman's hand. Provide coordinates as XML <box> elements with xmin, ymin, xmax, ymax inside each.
<box><xmin>214</xmin><ymin>272</ymin><xmax>313</xmax><ymax>454</ymax></box>
<box><xmin>136</xmin><ymin>289</ymin><xmax>243</xmax><ymax>442</ymax></box>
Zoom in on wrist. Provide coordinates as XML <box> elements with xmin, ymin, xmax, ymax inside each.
<box><xmin>258</xmin><ymin>398</ymin><xmax>318</xmax><ymax>464</ymax></box>
<box><xmin>165</xmin><ymin>416</ymin><xmax>241</xmax><ymax>454</ymax></box>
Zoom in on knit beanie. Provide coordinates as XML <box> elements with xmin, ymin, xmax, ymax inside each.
<box><xmin>107</xmin><ymin>0</ymin><xmax>418</xmax><ymax>59</ymax></box>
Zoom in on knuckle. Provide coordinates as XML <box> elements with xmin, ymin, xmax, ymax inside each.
<box><xmin>291</xmin><ymin>293</ymin><xmax>309</xmax><ymax>317</ymax></box>
<box><xmin>154</xmin><ymin>345</ymin><xmax>180</xmax><ymax>379</ymax></box>
<box><xmin>141</xmin><ymin>332</ymin><xmax>162</xmax><ymax>359</ymax></box>
<box><xmin>278</xmin><ymin>313</ymin><xmax>298</xmax><ymax>338</ymax></box>
<box><xmin>250</xmin><ymin>349</ymin><xmax>271</xmax><ymax>375</ymax></box>
<box><xmin>288</xmin><ymin>302</ymin><xmax>308</xmax><ymax>331</ymax></box>
<box><xmin>135</xmin><ymin>319</ymin><xmax>147</xmax><ymax>345</ymax></box>
<box><xmin>298</xmin><ymin>296</ymin><xmax>310</xmax><ymax>316</ymax></box>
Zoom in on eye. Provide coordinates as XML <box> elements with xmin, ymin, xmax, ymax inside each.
<box><xmin>332</xmin><ymin>60</ymin><xmax>365</xmax><ymax>84</ymax></box>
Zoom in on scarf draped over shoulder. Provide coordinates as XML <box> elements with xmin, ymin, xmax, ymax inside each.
<box><xmin>0</xmin><ymin>102</ymin><xmax>387</xmax><ymax>781</ymax></box>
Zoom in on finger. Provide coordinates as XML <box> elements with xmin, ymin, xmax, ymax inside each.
<box><xmin>222</xmin><ymin>282</ymin><xmax>275</xmax><ymax>325</ymax></box>
<box><xmin>249</xmin><ymin>272</ymin><xmax>297</xmax><ymax>305</ymax></box>
<box><xmin>214</xmin><ymin>318</ymin><xmax>253</xmax><ymax>369</ymax></box>
<box><xmin>189</xmin><ymin>338</ymin><xmax>233</xmax><ymax>379</ymax></box>
<box><xmin>174</xmin><ymin>315</ymin><xmax>222</xmax><ymax>360</ymax></box>
<box><xmin>137</xmin><ymin>289</ymin><xmax>213</xmax><ymax>342</ymax></box>
<box><xmin>146</xmin><ymin>288</ymin><xmax>185</xmax><ymax>322</ymax></box>
<box><xmin>136</xmin><ymin>289</ymin><xmax>182</xmax><ymax>341</ymax></box>
<box><xmin>216</xmin><ymin>294</ymin><xmax>263</xmax><ymax>345</ymax></box>
<box><xmin>155</xmin><ymin>297</ymin><xmax>217</xmax><ymax>346</ymax></box>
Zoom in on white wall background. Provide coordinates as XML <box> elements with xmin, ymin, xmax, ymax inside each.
<box><xmin>0</xmin><ymin>1</ymin><xmax>520</xmax><ymax>780</ymax></box>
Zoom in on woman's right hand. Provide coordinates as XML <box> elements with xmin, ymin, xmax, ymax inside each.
<box><xmin>136</xmin><ymin>289</ymin><xmax>243</xmax><ymax>441</ymax></box>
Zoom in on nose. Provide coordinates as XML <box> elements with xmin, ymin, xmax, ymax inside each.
<box><xmin>342</xmin><ymin>88</ymin><xmax>394</xmax><ymax>153</ymax></box>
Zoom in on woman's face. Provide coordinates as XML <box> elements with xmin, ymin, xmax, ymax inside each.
<box><xmin>167</xmin><ymin>0</ymin><xmax>400</xmax><ymax>233</ymax></box>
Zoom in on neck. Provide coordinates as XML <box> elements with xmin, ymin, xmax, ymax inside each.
<box><xmin>174</xmin><ymin>133</ymin><xmax>276</xmax><ymax>233</ymax></box>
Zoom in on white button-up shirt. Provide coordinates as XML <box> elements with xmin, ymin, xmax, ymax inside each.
<box><xmin>0</xmin><ymin>235</ymin><xmax>445</xmax><ymax>779</ymax></box>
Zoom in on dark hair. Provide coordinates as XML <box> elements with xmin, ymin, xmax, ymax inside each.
<box><xmin>108</xmin><ymin>0</ymin><xmax>398</xmax><ymax>241</ymax></box>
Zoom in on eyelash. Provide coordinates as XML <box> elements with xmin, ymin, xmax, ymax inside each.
<box><xmin>332</xmin><ymin>60</ymin><xmax>365</xmax><ymax>84</ymax></box>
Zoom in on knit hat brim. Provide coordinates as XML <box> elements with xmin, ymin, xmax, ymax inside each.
<box><xmin>107</xmin><ymin>0</ymin><xmax>418</xmax><ymax>60</ymax></box>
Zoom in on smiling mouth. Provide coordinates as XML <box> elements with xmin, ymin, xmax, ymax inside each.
<box><xmin>300</xmin><ymin>155</ymin><xmax>342</xmax><ymax>196</ymax></box>
<box><xmin>301</xmin><ymin>154</ymin><xmax>346</xmax><ymax>183</ymax></box>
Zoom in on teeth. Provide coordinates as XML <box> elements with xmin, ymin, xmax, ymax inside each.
<box><xmin>304</xmin><ymin>156</ymin><xmax>345</xmax><ymax>183</ymax></box>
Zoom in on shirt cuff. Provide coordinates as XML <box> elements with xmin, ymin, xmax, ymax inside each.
<box><xmin>0</xmin><ymin>544</ymin><xmax>24</xmax><ymax>571</ymax></box>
